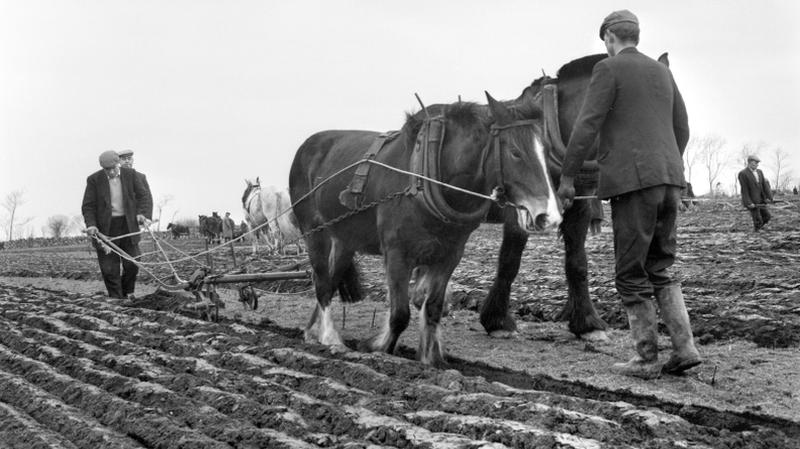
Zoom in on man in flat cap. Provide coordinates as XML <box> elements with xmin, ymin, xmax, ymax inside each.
<box><xmin>118</xmin><ymin>149</ymin><xmax>152</xmax><ymax>205</ymax></box>
<box><xmin>738</xmin><ymin>155</ymin><xmax>773</xmax><ymax>231</ymax></box>
<box><xmin>558</xmin><ymin>10</ymin><xmax>701</xmax><ymax>378</ymax></box>
<box><xmin>82</xmin><ymin>150</ymin><xmax>153</xmax><ymax>299</ymax></box>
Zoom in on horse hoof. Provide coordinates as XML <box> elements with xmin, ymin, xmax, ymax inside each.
<box><xmin>488</xmin><ymin>330</ymin><xmax>517</xmax><ymax>339</ymax></box>
<box><xmin>329</xmin><ymin>343</ymin><xmax>349</xmax><ymax>355</ymax></box>
<box><xmin>303</xmin><ymin>330</ymin><xmax>319</xmax><ymax>344</ymax></box>
<box><xmin>581</xmin><ymin>330</ymin><xmax>610</xmax><ymax>343</ymax></box>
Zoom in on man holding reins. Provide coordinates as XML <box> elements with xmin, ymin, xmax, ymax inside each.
<box><xmin>557</xmin><ymin>10</ymin><xmax>702</xmax><ymax>378</ymax></box>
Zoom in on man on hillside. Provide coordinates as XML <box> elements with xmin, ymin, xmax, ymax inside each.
<box><xmin>738</xmin><ymin>155</ymin><xmax>773</xmax><ymax>232</ymax></box>
<box><xmin>557</xmin><ymin>10</ymin><xmax>701</xmax><ymax>378</ymax></box>
<box><xmin>82</xmin><ymin>151</ymin><xmax>153</xmax><ymax>299</ymax></box>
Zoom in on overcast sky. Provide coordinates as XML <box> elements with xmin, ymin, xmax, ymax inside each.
<box><xmin>2</xmin><ymin>0</ymin><xmax>799</xmax><ymax>239</ymax></box>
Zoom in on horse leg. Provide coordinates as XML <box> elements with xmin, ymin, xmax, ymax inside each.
<box><xmin>416</xmin><ymin>261</ymin><xmax>458</xmax><ymax>366</ymax></box>
<box><xmin>480</xmin><ymin>207</ymin><xmax>527</xmax><ymax>338</ymax></box>
<box><xmin>304</xmin><ymin>231</ymin><xmax>344</xmax><ymax>347</ymax></box>
<box><xmin>558</xmin><ymin>197</ymin><xmax>609</xmax><ymax>341</ymax></box>
<box><xmin>361</xmin><ymin>248</ymin><xmax>411</xmax><ymax>355</ymax></box>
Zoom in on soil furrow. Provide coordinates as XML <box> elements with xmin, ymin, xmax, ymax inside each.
<box><xmin>0</xmin><ymin>400</ymin><xmax>82</xmax><ymax>449</ymax></box>
<box><xmin>1</xmin><ymin>303</ymin><xmax>523</xmax><ymax>447</ymax></box>
<box><xmin>0</xmin><ymin>344</ymin><xmax>231</xmax><ymax>449</ymax></box>
<box><xmin>0</xmin><ymin>368</ymin><xmax>144</xmax><ymax>449</ymax></box>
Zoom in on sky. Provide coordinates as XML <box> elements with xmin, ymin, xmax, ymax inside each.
<box><xmin>2</xmin><ymin>0</ymin><xmax>799</xmax><ymax>239</ymax></box>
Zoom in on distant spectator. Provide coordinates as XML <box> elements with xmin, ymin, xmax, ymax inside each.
<box><xmin>117</xmin><ymin>149</ymin><xmax>152</xmax><ymax>206</ymax></box>
<box><xmin>738</xmin><ymin>155</ymin><xmax>773</xmax><ymax>232</ymax></box>
<box><xmin>793</xmin><ymin>186</ymin><xmax>798</xmax><ymax>195</ymax></box>
<box><xmin>222</xmin><ymin>212</ymin><xmax>235</xmax><ymax>241</ymax></box>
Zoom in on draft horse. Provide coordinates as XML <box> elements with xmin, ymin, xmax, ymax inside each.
<box><xmin>289</xmin><ymin>94</ymin><xmax>561</xmax><ymax>366</ymax></box>
<box><xmin>241</xmin><ymin>178</ymin><xmax>302</xmax><ymax>255</ymax></box>
<box><xmin>480</xmin><ymin>53</ymin><xmax>672</xmax><ymax>340</ymax></box>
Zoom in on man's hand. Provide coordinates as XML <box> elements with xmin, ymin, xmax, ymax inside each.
<box><xmin>137</xmin><ymin>215</ymin><xmax>151</xmax><ymax>226</ymax></box>
<box><xmin>746</xmin><ymin>203</ymin><xmax>755</xmax><ymax>209</ymax></box>
<box><xmin>557</xmin><ymin>175</ymin><xmax>576</xmax><ymax>211</ymax></box>
<box><xmin>85</xmin><ymin>226</ymin><xmax>99</xmax><ymax>236</ymax></box>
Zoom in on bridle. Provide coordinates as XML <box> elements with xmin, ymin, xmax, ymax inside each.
<box><xmin>482</xmin><ymin>118</ymin><xmax>539</xmax><ymax>206</ymax></box>
<box><xmin>243</xmin><ymin>184</ymin><xmax>261</xmax><ymax>212</ymax></box>
<box><xmin>410</xmin><ymin>116</ymin><xmax>539</xmax><ymax>223</ymax></box>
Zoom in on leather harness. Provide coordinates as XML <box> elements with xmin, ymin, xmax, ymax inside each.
<box><xmin>338</xmin><ymin>115</ymin><xmax>537</xmax><ymax>224</ymax></box>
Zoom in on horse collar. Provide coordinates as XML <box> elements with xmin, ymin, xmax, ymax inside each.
<box><xmin>408</xmin><ymin>116</ymin><xmax>491</xmax><ymax>224</ymax></box>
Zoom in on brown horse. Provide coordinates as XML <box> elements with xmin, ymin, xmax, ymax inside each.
<box><xmin>480</xmin><ymin>53</ymin><xmax>671</xmax><ymax>341</ymax></box>
<box><xmin>289</xmin><ymin>94</ymin><xmax>560</xmax><ymax>365</ymax></box>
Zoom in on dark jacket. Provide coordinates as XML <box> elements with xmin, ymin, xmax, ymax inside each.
<box><xmin>81</xmin><ymin>167</ymin><xmax>153</xmax><ymax>244</ymax></box>
<box><xmin>562</xmin><ymin>47</ymin><xmax>690</xmax><ymax>199</ymax></box>
<box><xmin>738</xmin><ymin>168</ymin><xmax>773</xmax><ymax>207</ymax></box>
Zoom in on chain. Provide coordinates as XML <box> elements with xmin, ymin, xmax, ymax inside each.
<box><xmin>300</xmin><ymin>190</ymin><xmax>409</xmax><ymax>240</ymax></box>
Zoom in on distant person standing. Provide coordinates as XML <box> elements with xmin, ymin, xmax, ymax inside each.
<box><xmin>738</xmin><ymin>155</ymin><xmax>773</xmax><ymax>232</ymax></box>
<box><xmin>222</xmin><ymin>212</ymin><xmax>236</xmax><ymax>241</ymax></box>
<box><xmin>82</xmin><ymin>151</ymin><xmax>153</xmax><ymax>299</ymax></box>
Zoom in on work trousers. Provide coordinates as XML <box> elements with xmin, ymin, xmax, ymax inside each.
<box><xmin>95</xmin><ymin>216</ymin><xmax>140</xmax><ymax>299</ymax></box>
<box><xmin>748</xmin><ymin>206</ymin><xmax>771</xmax><ymax>231</ymax></box>
<box><xmin>610</xmin><ymin>185</ymin><xmax>680</xmax><ymax>306</ymax></box>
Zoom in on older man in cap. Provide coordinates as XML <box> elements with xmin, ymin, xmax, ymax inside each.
<box><xmin>118</xmin><ymin>149</ymin><xmax>152</xmax><ymax>201</ymax></box>
<box><xmin>82</xmin><ymin>150</ymin><xmax>153</xmax><ymax>299</ymax></box>
<box><xmin>738</xmin><ymin>155</ymin><xmax>773</xmax><ymax>231</ymax></box>
<box><xmin>557</xmin><ymin>10</ymin><xmax>701</xmax><ymax>378</ymax></box>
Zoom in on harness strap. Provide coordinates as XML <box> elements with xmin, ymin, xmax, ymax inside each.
<box><xmin>542</xmin><ymin>84</ymin><xmax>566</xmax><ymax>171</ymax></box>
<box><xmin>339</xmin><ymin>131</ymin><xmax>400</xmax><ymax>209</ymax></box>
<box><xmin>542</xmin><ymin>84</ymin><xmax>599</xmax><ymax>188</ymax></box>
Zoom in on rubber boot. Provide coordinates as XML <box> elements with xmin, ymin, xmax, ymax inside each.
<box><xmin>611</xmin><ymin>300</ymin><xmax>661</xmax><ymax>379</ymax></box>
<box><xmin>656</xmin><ymin>285</ymin><xmax>702</xmax><ymax>374</ymax></box>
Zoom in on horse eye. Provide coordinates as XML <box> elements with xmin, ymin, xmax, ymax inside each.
<box><xmin>509</xmin><ymin>146</ymin><xmax>523</xmax><ymax>159</ymax></box>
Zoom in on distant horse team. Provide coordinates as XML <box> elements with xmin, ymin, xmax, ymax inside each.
<box><xmin>166</xmin><ymin>222</ymin><xmax>190</xmax><ymax>239</ymax></box>
<box><xmin>198</xmin><ymin>213</ymin><xmax>223</xmax><ymax>243</ymax></box>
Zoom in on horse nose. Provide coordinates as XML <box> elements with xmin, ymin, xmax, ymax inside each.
<box><xmin>535</xmin><ymin>212</ymin><xmax>561</xmax><ymax>231</ymax></box>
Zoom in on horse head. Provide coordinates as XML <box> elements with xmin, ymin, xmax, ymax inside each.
<box><xmin>242</xmin><ymin>178</ymin><xmax>261</xmax><ymax>209</ymax></box>
<box><xmin>484</xmin><ymin>93</ymin><xmax>561</xmax><ymax>231</ymax></box>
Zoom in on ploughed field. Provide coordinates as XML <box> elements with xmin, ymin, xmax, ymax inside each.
<box><xmin>1</xmin><ymin>195</ymin><xmax>799</xmax><ymax>448</ymax></box>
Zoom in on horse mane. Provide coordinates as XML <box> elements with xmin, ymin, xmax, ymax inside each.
<box><xmin>401</xmin><ymin>101</ymin><xmax>488</xmax><ymax>148</ymax></box>
<box><xmin>556</xmin><ymin>53</ymin><xmax>607</xmax><ymax>81</ymax></box>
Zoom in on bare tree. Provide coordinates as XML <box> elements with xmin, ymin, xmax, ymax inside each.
<box><xmin>771</xmin><ymin>147</ymin><xmax>793</xmax><ymax>192</ymax></box>
<box><xmin>2</xmin><ymin>190</ymin><xmax>33</xmax><ymax>241</ymax></box>
<box><xmin>695</xmin><ymin>135</ymin><xmax>728</xmax><ymax>194</ymax></box>
<box><xmin>683</xmin><ymin>135</ymin><xmax>704</xmax><ymax>185</ymax></box>
<box><xmin>46</xmin><ymin>215</ymin><xmax>72</xmax><ymax>238</ymax></box>
<box><xmin>154</xmin><ymin>194</ymin><xmax>173</xmax><ymax>231</ymax></box>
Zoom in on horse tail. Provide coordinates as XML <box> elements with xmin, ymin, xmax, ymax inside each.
<box><xmin>337</xmin><ymin>259</ymin><xmax>363</xmax><ymax>303</ymax></box>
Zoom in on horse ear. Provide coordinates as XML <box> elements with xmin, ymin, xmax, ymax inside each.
<box><xmin>486</xmin><ymin>91</ymin><xmax>513</xmax><ymax>125</ymax></box>
<box><xmin>658</xmin><ymin>52</ymin><xmax>670</xmax><ymax>67</ymax></box>
<box><xmin>256</xmin><ymin>176</ymin><xmax>260</xmax><ymax>185</ymax></box>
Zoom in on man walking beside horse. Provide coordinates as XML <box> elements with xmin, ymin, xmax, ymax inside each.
<box><xmin>557</xmin><ymin>10</ymin><xmax>701</xmax><ymax>378</ymax></box>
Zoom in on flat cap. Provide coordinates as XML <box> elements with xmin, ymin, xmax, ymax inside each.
<box><xmin>747</xmin><ymin>155</ymin><xmax>761</xmax><ymax>162</ymax></box>
<box><xmin>117</xmin><ymin>149</ymin><xmax>134</xmax><ymax>157</ymax></box>
<box><xmin>600</xmin><ymin>9</ymin><xmax>639</xmax><ymax>40</ymax></box>
<box><xmin>99</xmin><ymin>150</ymin><xmax>120</xmax><ymax>169</ymax></box>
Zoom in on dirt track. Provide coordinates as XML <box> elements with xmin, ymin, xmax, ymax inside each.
<box><xmin>1</xmin><ymin>196</ymin><xmax>800</xmax><ymax>448</ymax></box>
